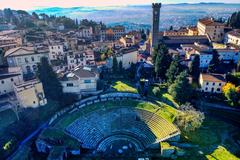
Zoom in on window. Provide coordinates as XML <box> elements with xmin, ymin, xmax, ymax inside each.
<box><xmin>84</xmin><ymin>80</ymin><xmax>91</xmax><ymax>83</ymax></box>
<box><xmin>67</xmin><ymin>83</ymin><xmax>74</xmax><ymax>87</ymax></box>
<box><xmin>212</xmin><ymin>82</ymin><xmax>215</xmax><ymax>86</ymax></box>
<box><xmin>219</xmin><ymin>83</ymin><xmax>221</xmax><ymax>86</ymax></box>
<box><xmin>33</xmin><ymin>101</ymin><xmax>36</xmax><ymax>104</ymax></box>
<box><xmin>206</xmin><ymin>82</ymin><xmax>209</xmax><ymax>85</ymax></box>
<box><xmin>11</xmin><ymin>78</ymin><xmax>14</xmax><ymax>82</ymax></box>
<box><xmin>31</xmin><ymin>57</ymin><xmax>34</xmax><ymax>61</ymax></box>
<box><xmin>33</xmin><ymin>65</ymin><xmax>37</xmax><ymax>71</ymax></box>
<box><xmin>25</xmin><ymin>57</ymin><xmax>28</xmax><ymax>63</ymax></box>
<box><xmin>17</xmin><ymin>58</ymin><xmax>21</xmax><ymax>63</ymax></box>
<box><xmin>1</xmin><ymin>80</ymin><xmax>4</xmax><ymax>84</ymax></box>
<box><xmin>217</xmin><ymin>88</ymin><xmax>221</xmax><ymax>92</ymax></box>
<box><xmin>205</xmin><ymin>87</ymin><xmax>208</xmax><ymax>91</ymax></box>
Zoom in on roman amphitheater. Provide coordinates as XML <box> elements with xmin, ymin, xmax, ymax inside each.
<box><xmin>36</xmin><ymin>93</ymin><xmax>180</xmax><ymax>158</ymax></box>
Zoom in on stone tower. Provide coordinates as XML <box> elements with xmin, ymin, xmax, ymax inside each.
<box><xmin>151</xmin><ymin>3</ymin><xmax>161</xmax><ymax>48</ymax></box>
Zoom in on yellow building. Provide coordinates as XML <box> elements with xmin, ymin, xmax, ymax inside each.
<box><xmin>163</xmin><ymin>28</ymin><xmax>188</xmax><ymax>36</ymax></box>
<box><xmin>187</xmin><ymin>27</ymin><xmax>198</xmax><ymax>36</ymax></box>
<box><xmin>199</xmin><ymin>73</ymin><xmax>226</xmax><ymax>93</ymax></box>
<box><xmin>197</xmin><ymin>18</ymin><xmax>225</xmax><ymax>42</ymax></box>
<box><xmin>14</xmin><ymin>80</ymin><xmax>47</xmax><ymax>108</ymax></box>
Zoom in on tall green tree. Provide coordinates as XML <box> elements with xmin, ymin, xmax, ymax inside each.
<box><xmin>189</xmin><ymin>55</ymin><xmax>200</xmax><ymax>81</ymax></box>
<box><xmin>112</xmin><ymin>55</ymin><xmax>118</xmax><ymax>73</ymax></box>
<box><xmin>168</xmin><ymin>71</ymin><xmax>193</xmax><ymax>104</ymax></box>
<box><xmin>228</xmin><ymin>11</ymin><xmax>240</xmax><ymax>29</ymax></box>
<box><xmin>118</xmin><ymin>61</ymin><xmax>123</xmax><ymax>73</ymax></box>
<box><xmin>141</xmin><ymin>29</ymin><xmax>147</xmax><ymax>41</ymax></box>
<box><xmin>208</xmin><ymin>50</ymin><xmax>220</xmax><ymax>73</ymax></box>
<box><xmin>128</xmin><ymin>62</ymin><xmax>136</xmax><ymax>79</ymax></box>
<box><xmin>237</xmin><ymin>61</ymin><xmax>240</xmax><ymax>72</ymax></box>
<box><xmin>37</xmin><ymin>57</ymin><xmax>63</xmax><ymax>101</ymax></box>
<box><xmin>154</xmin><ymin>44</ymin><xmax>172</xmax><ymax>80</ymax></box>
<box><xmin>166</xmin><ymin>56</ymin><xmax>183</xmax><ymax>84</ymax></box>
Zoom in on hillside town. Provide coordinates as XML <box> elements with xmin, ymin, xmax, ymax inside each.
<box><xmin>0</xmin><ymin>3</ymin><xmax>240</xmax><ymax>160</ymax></box>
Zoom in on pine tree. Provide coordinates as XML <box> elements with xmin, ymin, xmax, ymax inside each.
<box><xmin>154</xmin><ymin>44</ymin><xmax>172</xmax><ymax>80</ymax></box>
<box><xmin>237</xmin><ymin>61</ymin><xmax>240</xmax><ymax>72</ymax></box>
<box><xmin>228</xmin><ymin>11</ymin><xmax>240</xmax><ymax>29</ymax></box>
<box><xmin>166</xmin><ymin>56</ymin><xmax>182</xmax><ymax>84</ymax></box>
<box><xmin>168</xmin><ymin>71</ymin><xmax>193</xmax><ymax>104</ymax></box>
<box><xmin>112</xmin><ymin>56</ymin><xmax>118</xmax><ymax>73</ymax></box>
<box><xmin>37</xmin><ymin>57</ymin><xmax>63</xmax><ymax>101</ymax></box>
<box><xmin>75</xmin><ymin>18</ymin><xmax>78</xmax><ymax>26</ymax></box>
<box><xmin>118</xmin><ymin>61</ymin><xmax>123</xmax><ymax>73</ymax></box>
<box><xmin>189</xmin><ymin>55</ymin><xmax>200</xmax><ymax>81</ymax></box>
<box><xmin>208</xmin><ymin>50</ymin><xmax>220</xmax><ymax>73</ymax></box>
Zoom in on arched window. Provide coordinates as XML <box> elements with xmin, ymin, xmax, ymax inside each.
<box><xmin>26</xmin><ymin>66</ymin><xmax>31</xmax><ymax>73</ymax></box>
<box><xmin>33</xmin><ymin>65</ymin><xmax>37</xmax><ymax>71</ymax></box>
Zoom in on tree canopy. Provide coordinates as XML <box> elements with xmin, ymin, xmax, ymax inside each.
<box><xmin>168</xmin><ymin>71</ymin><xmax>193</xmax><ymax>104</ymax></box>
<box><xmin>37</xmin><ymin>57</ymin><xmax>63</xmax><ymax>101</ymax></box>
<box><xmin>222</xmin><ymin>83</ymin><xmax>240</xmax><ymax>107</ymax></box>
<box><xmin>189</xmin><ymin>54</ymin><xmax>200</xmax><ymax>81</ymax></box>
<box><xmin>166</xmin><ymin>55</ymin><xmax>183</xmax><ymax>84</ymax></box>
<box><xmin>228</xmin><ymin>11</ymin><xmax>240</xmax><ymax>29</ymax></box>
<box><xmin>112</xmin><ymin>55</ymin><xmax>118</xmax><ymax>73</ymax></box>
<box><xmin>176</xmin><ymin>103</ymin><xmax>205</xmax><ymax>132</ymax></box>
<box><xmin>154</xmin><ymin>44</ymin><xmax>172</xmax><ymax>80</ymax></box>
<box><xmin>208</xmin><ymin>50</ymin><xmax>220</xmax><ymax>73</ymax></box>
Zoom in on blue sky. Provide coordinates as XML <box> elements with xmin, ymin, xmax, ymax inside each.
<box><xmin>0</xmin><ymin>0</ymin><xmax>239</xmax><ymax>10</ymax></box>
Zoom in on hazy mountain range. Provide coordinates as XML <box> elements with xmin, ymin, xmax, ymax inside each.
<box><xmin>30</xmin><ymin>3</ymin><xmax>240</xmax><ymax>31</ymax></box>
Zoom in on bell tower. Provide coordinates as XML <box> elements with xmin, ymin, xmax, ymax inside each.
<box><xmin>151</xmin><ymin>3</ymin><xmax>161</xmax><ymax>49</ymax></box>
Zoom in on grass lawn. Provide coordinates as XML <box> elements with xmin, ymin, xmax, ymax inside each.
<box><xmin>180</xmin><ymin>117</ymin><xmax>240</xmax><ymax>160</ymax></box>
<box><xmin>112</xmin><ymin>81</ymin><xmax>138</xmax><ymax>93</ymax></box>
<box><xmin>149</xmin><ymin>84</ymin><xmax>179</xmax><ymax>108</ymax></box>
<box><xmin>206</xmin><ymin>146</ymin><xmax>240</xmax><ymax>160</ymax></box>
<box><xmin>39</xmin><ymin>128</ymin><xmax>80</xmax><ymax>149</ymax></box>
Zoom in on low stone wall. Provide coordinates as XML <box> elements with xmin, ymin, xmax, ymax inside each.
<box><xmin>48</xmin><ymin>92</ymin><xmax>142</xmax><ymax>125</ymax></box>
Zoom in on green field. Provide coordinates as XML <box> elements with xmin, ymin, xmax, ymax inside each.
<box><xmin>180</xmin><ymin>117</ymin><xmax>240</xmax><ymax>160</ymax></box>
<box><xmin>112</xmin><ymin>81</ymin><xmax>138</xmax><ymax>93</ymax></box>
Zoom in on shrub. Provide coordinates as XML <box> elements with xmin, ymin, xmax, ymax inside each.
<box><xmin>152</xmin><ymin>86</ymin><xmax>161</xmax><ymax>97</ymax></box>
<box><xmin>176</xmin><ymin>103</ymin><xmax>205</xmax><ymax>132</ymax></box>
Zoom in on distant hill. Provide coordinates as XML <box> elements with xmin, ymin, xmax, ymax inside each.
<box><xmin>30</xmin><ymin>3</ymin><xmax>240</xmax><ymax>31</ymax></box>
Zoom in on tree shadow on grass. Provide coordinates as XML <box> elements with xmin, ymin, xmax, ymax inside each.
<box><xmin>180</xmin><ymin>116</ymin><xmax>240</xmax><ymax>160</ymax></box>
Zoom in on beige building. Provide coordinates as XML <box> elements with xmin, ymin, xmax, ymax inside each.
<box><xmin>14</xmin><ymin>80</ymin><xmax>47</xmax><ymax>108</ymax></box>
<box><xmin>116</xmin><ymin>48</ymin><xmax>138</xmax><ymax>69</ymax></box>
<box><xmin>0</xmin><ymin>67</ymin><xmax>23</xmax><ymax>96</ymax></box>
<box><xmin>224</xmin><ymin>30</ymin><xmax>240</xmax><ymax>47</ymax></box>
<box><xmin>59</xmin><ymin>67</ymin><xmax>99</xmax><ymax>96</ymax></box>
<box><xmin>187</xmin><ymin>27</ymin><xmax>198</xmax><ymax>36</ymax></box>
<box><xmin>48</xmin><ymin>43</ymin><xmax>65</xmax><ymax>60</ymax></box>
<box><xmin>78</xmin><ymin>26</ymin><xmax>93</xmax><ymax>38</ymax></box>
<box><xmin>199</xmin><ymin>73</ymin><xmax>226</xmax><ymax>93</ymax></box>
<box><xmin>4</xmin><ymin>47</ymin><xmax>49</xmax><ymax>74</ymax></box>
<box><xmin>119</xmin><ymin>35</ymin><xmax>136</xmax><ymax>47</ymax></box>
<box><xmin>112</xmin><ymin>25</ymin><xmax>125</xmax><ymax>40</ymax></box>
<box><xmin>67</xmin><ymin>51</ymin><xmax>86</xmax><ymax>70</ymax></box>
<box><xmin>163</xmin><ymin>28</ymin><xmax>188</xmax><ymax>36</ymax></box>
<box><xmin>197</xmin><ymin>18</ymin><xmax>225</xmax><ymax>42</ymax></box>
